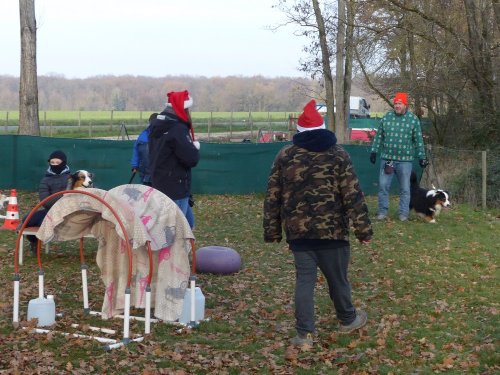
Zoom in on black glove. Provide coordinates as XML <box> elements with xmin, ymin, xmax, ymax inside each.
<box><xmin>370</xmin><ymin>152</ymin><xmax>377</xmax><ymax>164</ymax></box>
<box><xmin>419</xmin><ymin>158</ymin><xmax>429</xmax><ymax>168</ymax></box>
<box><xmin>188</xmin><ymin>194</ymin><xmax>195</xmax><ymax>207</ymax></box>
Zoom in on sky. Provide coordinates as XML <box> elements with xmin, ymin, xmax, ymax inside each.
<box><xmin>0</xmin><ymin>0</ymin><xmax>309</xmax><ymax>79</ymax></box>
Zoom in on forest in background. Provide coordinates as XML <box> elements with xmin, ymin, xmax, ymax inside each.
<box><xmin>0</xmin><ymin>74</ymin><xmax>382</xmax><ymax>113</ymax></box>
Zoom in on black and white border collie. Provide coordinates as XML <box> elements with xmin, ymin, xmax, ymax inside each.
<box><xmin>67</xmin><ymin>170</ymin><xmax>94</xmax><ymax>189</ymax></box>
<box><xmin>410</xmin><ymin>171</ymin><xmax>451</xmax><ymax>223</ymax></box>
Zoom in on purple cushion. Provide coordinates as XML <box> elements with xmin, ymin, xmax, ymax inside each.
<box><xmin>195</xmin><ymin>246</ymin><xmax>241</xmax><ymax>274</ymax></box>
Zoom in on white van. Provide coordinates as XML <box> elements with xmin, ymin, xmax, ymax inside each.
<box><xmin>349</xmin><ymin>96</ymin><xmax>371</xmax><ymax>118</ymax></box>
<box><xmin>315</xmin><ymin>96</ymin><xmax>371</xmax><ymax>118</ymax></box>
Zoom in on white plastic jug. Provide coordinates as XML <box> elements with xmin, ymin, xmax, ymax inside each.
<box><xmin>27</xmin><ymin>295</ymin><xmax>55</xmax><ymax>327</ymax></box>
<box><xmin>179</xmin><ymin>287</ymin><xmax>205</xmax><ymax>324</ymax></box>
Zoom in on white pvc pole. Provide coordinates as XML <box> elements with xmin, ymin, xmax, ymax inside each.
<box><xmin>38</xmin><ymin>271</ymin><xmax>44</xmax><ymax>299</ymax></box>
<box><xmin>71</xmin><ymin>323</ymin><xmax>116</xmax><ymax>335</ymax></box>
<box><xmin>190</xmin><ymin>277</ymin><xmax>196</xmax><ymax>324</ymax></box>
<box><xmin>28</xmin><ymin>327</ymin><xmax>118</xmax><ymax>344</ymax></box>
<box><xmin>114</xmin><ymin>314</ymin><xmax>159</xmax><ymax>322</ymax></box>
<box><xmin>13</xmin><ymin>277</ymin><xmax>20</xmax><ymax>325</ymax></box>
<box><xmin>81</xmin><ymin>265</ymin><xmax>89</xmax><ymax>313</ymax></box>
<box><xmin>123</xmin><ymin>288</ymin><xmax>131</xmax><ymax>342</ymax></box>
<box><xmin>19</xmin><ymin>239</ymin><xmax>24</xmax><ymax>266</ymax></box>
<box><xmin>145</xmin><ymin>286</ymin><xmax>151</xmax><ymax>334</ymax></box>
<box><xmin>104</xmin><ymin>336</ymin><xmax>144</xmax><ymax>351</ymax></box>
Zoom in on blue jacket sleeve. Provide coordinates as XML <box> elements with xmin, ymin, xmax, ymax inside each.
<box><xmin>131</xmin><ymin>140</ymin><xmax>140</xmax><ymax>168</ymax></box>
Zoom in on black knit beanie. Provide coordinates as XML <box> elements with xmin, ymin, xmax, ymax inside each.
<box><xmin>48</xmin><ymin>150</ymin><xmax>67</xmax><ymax>163</ymax></box>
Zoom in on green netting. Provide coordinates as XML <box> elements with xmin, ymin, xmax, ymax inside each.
<box><xmin>349</xmin><ymin>117</ymin><xmax>431</xmax><ymax>133</ymax></box>
<box><xmin>349</xmin><ymin>118</ymin><xmax>380</xmax><ymax>129</ymax></box>
<box><xmin>0</xmin><ymin>135</ymin><xmax>421</xmax><ymax>195</ymax></box>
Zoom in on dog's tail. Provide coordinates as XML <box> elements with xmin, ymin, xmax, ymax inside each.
<box><xmin>410</xmin><ymin>170</ymin><xmax>418</xmax><ymax>187</ymax></box>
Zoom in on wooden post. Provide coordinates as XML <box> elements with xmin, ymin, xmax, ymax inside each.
<box><xmin>249</xmin><ymin>111</ymin><xmax>253</xmax><ymax>141</ymax></box>
<box><xmin>230</xmin><ymin>111</ymin><xmax>233</xmax><ymax>141</ymax></box>
<box><xmin>482</xmin><ymin>150</ymin><xmax>487</xmax><ymax>210</ymax></box>
<box><xmin>208</xmin><ymin>112</ymin><xmax>212</xmax><ymax>141</ymax></box>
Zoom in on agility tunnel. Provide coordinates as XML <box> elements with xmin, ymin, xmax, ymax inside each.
<box><xmin>13</xmin><ymin>185</ymin><xmax>196</xmax><ymax>349</ymax></box>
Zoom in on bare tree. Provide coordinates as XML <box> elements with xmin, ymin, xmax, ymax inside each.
<box><xmin>311</xmin><ymin>0</ymin><xmax>335</xmax><ymax>133</ymax></box>
<box><xmin>19</xmin><ymin>0</ymin><xmax>40</xmax><ymax>135</ymax></box>
<box><xmin>333</xmin><ymin>0</ymin><xmax>356</xmax><ymax>143</ymax></box>
<box><xmin>353</xmin><ymin>0</ymin><xmax>498</xmax><ymax>147</ymax></box>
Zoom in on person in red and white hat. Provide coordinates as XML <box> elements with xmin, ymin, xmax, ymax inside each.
<box><xmin>263</xmin><ymin>99</ymin><xmax>373</xmax><ymax>348</ymax></box>
<box><xmin>148</xmin><ymin>90</ymin><xmax>200</xmax><ymax>228</ymax></box>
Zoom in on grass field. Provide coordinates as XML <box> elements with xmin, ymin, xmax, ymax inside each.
<box><xmin>0</xmin><ymin>111</ymin><xmax>296</xmax><ymax>139</ymax></box>
<box><xmin>0</xmin><ymin>110</ymin><xmax>386</xmax><ymax>140</ymax></box>
<box><xmin>0</xmin><ymin>111</ymin><xmax>295</xmax><ymax>126</ymax></box>
<box><xmin>0</xmin><ymin>192</ymin><xmax>498</xmax><ymax>373</ymax></box>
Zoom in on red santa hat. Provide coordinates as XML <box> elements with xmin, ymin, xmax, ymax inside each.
<box><xmin>165</xmin><ymin>90</ymin><xmax>198</xmax><ymax>145</ymax></box>
<box><xmin>393</xmin><ymin>92</ymin><xmax>409</xmax><ymax>105</ymax></box>
<box><xmin>166</xmin><ymin>90</ymin><xmax>193</xmax><ymax>123</ymax></box>
<box><xmin>297</xmin><ymin>99</ymin><xmax>325</xmax><ymax>132</ymax></box>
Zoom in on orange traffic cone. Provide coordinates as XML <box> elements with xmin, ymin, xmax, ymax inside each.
<box><xmin>1</xmin><ymin>189</ymin><xmax>20</xmax><ymax>231</ymax></box>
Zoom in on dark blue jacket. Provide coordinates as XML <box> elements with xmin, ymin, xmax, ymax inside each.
<box><xmin>131</xmin><ymin>127</ymin><xmax>151</xmax><ymax>183</ymax></box>
<box><xmin>148</xmin><ymin>108</ymin><xmax>199</xmax><ymax>200</ymax></box>
<box><xmin>39</xmin><ymin>166</ymin><xmax>71</xmax><ymax>209</ymax></box>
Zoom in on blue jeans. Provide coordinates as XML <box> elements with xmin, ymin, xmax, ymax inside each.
<box><xmin>173</xmin><ymin>197</ymin><xmax>195</xmax><ymax>229</ymax></box>
<box><xmin>292</xmin><ymin>246</ymin><xmax>356</xmax><ymax>335</ymax></box>
<box><xmin>378</xmin><ymin>159</ymin><xmax>412</xmax><ymax>218</ymax></box>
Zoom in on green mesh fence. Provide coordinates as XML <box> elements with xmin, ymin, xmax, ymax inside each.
<box><xmin>0</xmin><ymin>135</ymin><xmax>421</xmax><ymax>195</ymax></box>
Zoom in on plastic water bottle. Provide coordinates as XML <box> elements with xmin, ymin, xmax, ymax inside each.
<box><xmin>179</xmin><ymin>287</ymin><xmax>205</xmax><ymax>324</ymax></box>
<box><xmin>27</xmin><ymin>295</ymin><xmax>56</xmax><ymax>327</ymax></box>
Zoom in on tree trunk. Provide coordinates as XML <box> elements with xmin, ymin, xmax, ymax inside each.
<box><xmin>343</xmin><ymin>0</ymin><xmax>354</xmax><ymax>118</ymax></box>
<box><xmin>463</xmin><ymin>0</ymin><xmax>497</xmax><ymax>142</ymax></box>
<box><xmin>19</xmin><ymin>0</ymin><xmax>40</xmax><ymax>136</ymax></box>
<box><xmin>312</xmin><ymin>0</ymin><xmax>335</xmax><ymax>132</ymax></box>
<box><xmin>335</xmin><ymin>0</ymin><xmax>347</xmax><ymax>143</ymax></box>
<box><xmin>492</xmin><ymin>0</ymin><xmax>500</xmax><ymax>33</ymax></box>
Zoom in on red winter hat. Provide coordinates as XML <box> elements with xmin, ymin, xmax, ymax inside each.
<box><xmin>297</xmin><ymin>99</ymin><xmax>325</xmax><ymax>132</ymax></box>
<box><xmin>393</xmin><ymin>92</ymin><xmax>408</xmax><ymax>105</ymax></box>
<box><xmin>166</xmin><ymin>90</ymin><xmax>193</xmax><ymax>123</ymax></box>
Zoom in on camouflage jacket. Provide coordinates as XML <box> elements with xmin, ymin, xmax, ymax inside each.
<box><xmin>263</xmin><ymin>131</ymin><xmax>373</xmax><ymax>243</ymax></box>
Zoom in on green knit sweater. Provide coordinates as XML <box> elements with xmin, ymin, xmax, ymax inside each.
<box><xmin>370</xmin><ymin>110</ymin><xmax>426</xmax><ymax>161</ymax></box>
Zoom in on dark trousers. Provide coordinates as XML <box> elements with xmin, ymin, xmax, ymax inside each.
<box><xmin>292</xmin><ymin>245</ymin><xmax>356</xmax><ymax>335</ymax></box>
<box><xmin>21</xmin><ymin>209</ymin><xmax>48</xmax><ymax>243</ymax></box>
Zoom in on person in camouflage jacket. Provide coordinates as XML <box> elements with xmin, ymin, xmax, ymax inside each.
<box><xmin>263</xmin><ymin>99</ymin><xmax>373</xmax><ymax>348</ymax></box>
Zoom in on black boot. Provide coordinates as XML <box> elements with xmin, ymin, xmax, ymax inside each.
<box><xmin>29</xmin><ymin>241</ymin><xmax>37</xmax><ymax>256</ymax></box>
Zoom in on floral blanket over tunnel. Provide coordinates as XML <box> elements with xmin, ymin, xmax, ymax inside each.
<box><xmin>36</xmin><ymin>186</ymin><xmax>194</xmax><ymax>322</ymax></box>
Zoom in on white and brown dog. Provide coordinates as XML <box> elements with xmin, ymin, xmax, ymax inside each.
<box><xmin>67</xmin><ymin>170</ymin><xmax>94</xmax><ymax>189</ymax></box>
<box><xmin>0</xmin><ymin>192</ymin><xmax>8</xmax><ymax>210</ymax></box>
<box><xmin>410</xmin><ymin>171</ymin><xmax>451</xmax><ymax>223</ymax></box>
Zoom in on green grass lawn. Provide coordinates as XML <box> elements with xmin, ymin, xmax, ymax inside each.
<box><xmin>0</xmin><ymin>192</ymin><xmax>498</xmax><ymax>374</ymax></box>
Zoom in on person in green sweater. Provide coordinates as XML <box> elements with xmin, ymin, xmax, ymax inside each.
<box><xmin>370</xmin><ymin>92</ymin><xmax>428</xmax><ymax>221</ymax></box>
